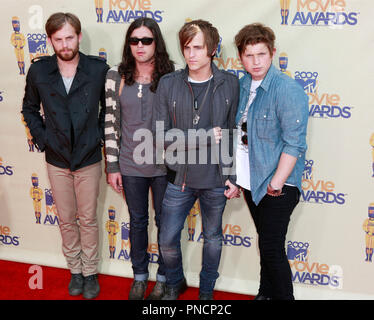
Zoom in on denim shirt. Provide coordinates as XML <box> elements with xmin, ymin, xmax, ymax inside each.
<box><xmin>235</xmin><ymin>64</ymin><xmax>309</xmax><ymax>205</ymax></box>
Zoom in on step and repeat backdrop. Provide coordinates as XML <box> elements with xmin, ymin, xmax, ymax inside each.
<box><xmin>0</xmin><ymin>0</ymin><xmax>373</xmax><ymax>299</ymax></box>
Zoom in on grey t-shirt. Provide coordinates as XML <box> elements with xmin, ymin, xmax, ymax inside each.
<box><xmin>62</xmin><ymin>75</ymin><xmax>74</xmax><ymax>94</ymax></box>
<box><xmin>185</xmin><ymin>79</ymin><xmax>223</xmax><ymax>189</ymax></box>
<box><xmin>119</xmin><ymin>82</ymin><xmax>165</xmax><ymax>177</ymax></box>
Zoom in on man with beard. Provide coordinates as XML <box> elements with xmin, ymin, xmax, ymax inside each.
<box><xmin>22</xmin><ymin>12</ymin><xmax>109</xmax><ymax>299</ymax></box>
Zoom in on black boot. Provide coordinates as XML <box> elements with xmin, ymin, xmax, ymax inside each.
<box><xmin>68</xmin><ymin>273</ymin><xmax>84</xmax><ymax>296</ymax></box>
<box><xmin>129</xmin><ymin>280</ymin><xmax>148</xmax><ymax>300</ymax></box>
<box><xmin>83</xmin><ymin>274</ymin><xmax>100</xmax><ymax>299</ymax></box>
<box><xmin>162</xmin><ymin>278</ymin><xmax>187</xmax><ymax>300</ymax></box>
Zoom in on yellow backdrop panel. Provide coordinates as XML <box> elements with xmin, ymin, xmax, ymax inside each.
<box><xmin>1</xmin><ymin>0</ymin><xmax>373</xmax><ymax>299</ymax></box>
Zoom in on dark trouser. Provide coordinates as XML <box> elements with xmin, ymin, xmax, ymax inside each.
<box><xmin>243</xmin><ymin>185</ymin><xmax>300</xmax><ymax>300</ymax></box>
<box><xmin>122</xmin><ymin>175</ymin><xmax>168</xmax><ymax>282</ymax></box>
<box><xmin>159</xmin><ymin>182</ymin><xmax>227</xmax><ymax>293</ymax></box>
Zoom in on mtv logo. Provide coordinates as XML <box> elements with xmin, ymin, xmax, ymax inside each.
<box><xmin>287</xmin><ymin>241</ymin><xmax>309</xmax><ymax>261</ymax></box>
<box><xmin>44</xmin><ymin>188</ymin><xmax>54</xmax><ymax>206</ymax></box>
<box><xmin>295</xmin><ymin>78</ymin><xmax>317</xmax><ymax>93</ymax></box>
<box><xmin>303</xmin><ymin>160</ymin><xmax>314</xmax><ymax>180</ymax></box>
<box><xmin>28</xmin><ymin>39</ymin><xmax>47</xmax><ymax>54</ymax></box>
<box><xmin>295</xmin><ymin>71</ymin><xmax>319</xmax><ymax>94</ymax></box>
<box><xmin>121</xmin><ymin>222</ymin><xmax>130</xmax><ymax>240</ymax></box>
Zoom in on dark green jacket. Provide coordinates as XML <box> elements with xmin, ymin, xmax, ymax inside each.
<box><xmin>22</xmin><ymin>52</ymin><xmax>109</xmax><ymax>171</ymax></box>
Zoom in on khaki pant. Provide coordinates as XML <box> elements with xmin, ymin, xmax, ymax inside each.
<box><xmin>47</xmin><ymin>162</ymin><xmax>101</xmax><ymax>276</ymax></box>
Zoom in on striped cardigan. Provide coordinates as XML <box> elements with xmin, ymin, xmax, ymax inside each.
<box><xmin>104</xmin><ymin>66</ymin><xmax>123</xmax><ymax>173</ymax></box>
<box><xmin>105</xmin><ymin>64</ymin><xmax>176</xmax><ymax>174</ymax></box>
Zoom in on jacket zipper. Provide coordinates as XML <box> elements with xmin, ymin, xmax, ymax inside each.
<box><xmin>181</xmin><ymin>80</ymin><xmax>195</xmax><ymax>192</ymax></box>
<box><xmin>173</xmin><ymin>101</ymin><xmax>176</xmax><ymax>126</ymax></box>
<box><xmin>212</xmin><ymin>80</ymin><xmax>225</xmax><ymax>186</ymax></box>
<box><xmin>172</xmin><ymin>99</ymin><xmax>188</xmax><ymax>191</ymax></box>
<box><xmin>181</xmin><ymin>171</ymin><xmax>187</xmax><ymax>192</ymax></box>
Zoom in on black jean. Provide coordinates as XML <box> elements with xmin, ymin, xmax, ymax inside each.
<box><xmin>122</xmin><ymin>175</ymin><xmax>168</xmax><ymax>282</ymax></box>
<box><xmin>244</xmin><ymin>185</ymin><xmax>300</xmax><ymax>300</ymax></box>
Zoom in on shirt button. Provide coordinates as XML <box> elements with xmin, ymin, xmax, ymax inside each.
<box><xmin>264</xmin><ymin>115</ymin><xmax>266</xmax><ymax>118</ymax></box>
<box><xmin>296</xmin><ymin>119</ymin><xmax>300</xmax><ymax>123</ymax></box>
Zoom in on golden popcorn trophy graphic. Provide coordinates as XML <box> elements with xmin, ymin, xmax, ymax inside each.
<box><xmin>363</xmin><ymin>203</ymin><xmax>374</xmax><ymax>262</ymax></box>
<box><xmin>10</xmin><ymin>16</ymin><xmax>26</xmax><ymax>75</ymax></box>
<box><xmin>187</xmin><ymin>200</ymin><xmax>201</xmax><ymax>242</ymax></box>
<box><xmin>95</xmin><ymin>0</ymin><xmax>104</xmax><ymax>23</ymax></box>
<box><xmin>30</xmin><ymin>173</ymin><xmax>43</xmax><ymax>224</ymax></box>
<box><xmin>105</xmin><ymin>206</ymin><xmax>119</xmax><ymax>259</ymax></box>
<box><xmin>280</xmin><ymin>0</ymin><xmax>291</xmax><ymax>25</ymax></box>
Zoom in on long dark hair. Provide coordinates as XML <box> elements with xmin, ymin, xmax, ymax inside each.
<box><xmin>118</xmin><ymin>17</ymin><xmax>174</xmax><ymax>93</ymax></box>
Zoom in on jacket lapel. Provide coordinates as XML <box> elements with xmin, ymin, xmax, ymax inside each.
<box><xmin>69</xmin><ymin>53</ymin><xmax>90</xmax><ymax>95</ymax></box>
<box><xmin>47</xmin><ymin>55</ymin><xmax>67</xmax><ymax>98</ymax></box>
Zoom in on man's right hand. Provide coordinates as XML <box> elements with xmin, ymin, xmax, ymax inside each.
<box><xmin>107</xmin><ymin>172</ymin><xmax>123</xmax><ymax>193</ymax></box>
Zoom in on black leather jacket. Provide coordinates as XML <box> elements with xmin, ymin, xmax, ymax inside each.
<box><xmin>22</xmin><ymin>52</ymin><xmax>109</xmax><ymax>171</ymax></box>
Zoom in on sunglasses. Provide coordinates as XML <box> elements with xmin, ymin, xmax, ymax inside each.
<box><xmin>241</xmin><ymin>122</ymin><xmax>247</xmax><ymax>145</ymax></box>
<box><xmin>129</xmin><ymin>37</ymin><xmax>154</xmax><ymax>46</ymax></box>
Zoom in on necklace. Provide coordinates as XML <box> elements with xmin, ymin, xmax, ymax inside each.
<box><xmin>137</xmin><ymin>84</ymin><xmax>143</xmax><ymax>98</ymax></box>
<box><xmin>136</xmin><ymin>75</ymin><xmax>151</xmax><ymax>99</ymax></box>
<box><xmin>192</xmin><ymin>79</ymin><xmax>212</xmax><ymax>126</ymax></box>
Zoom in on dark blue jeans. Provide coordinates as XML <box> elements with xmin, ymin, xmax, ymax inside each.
<box><xmin>244</xmin><ymin>185</ymin><xmax>300</xmax><ymax>300</ymax></box>
<box><xmin>122</xmin><ymin>175</ymin><xmax>168</xmax><ymax>282</ymax></box>
<box><xmin>159</xmin><ymin>182</ymin><xmax>227</xmax><ymax>293</ymax></box>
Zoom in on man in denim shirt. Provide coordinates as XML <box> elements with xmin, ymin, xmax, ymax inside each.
<box><xmin>234</xmin><ymin>23</ymin><xmax>308</xmax><ymax>300</ymax></box>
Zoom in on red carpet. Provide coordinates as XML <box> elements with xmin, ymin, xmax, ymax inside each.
<box><xmin>0</xmin><ymin>259</ymin><xmax>252</xmax><ymax>300</ymax></box>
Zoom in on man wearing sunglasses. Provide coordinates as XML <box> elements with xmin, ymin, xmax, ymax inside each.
<box><xmin>105</xmin><ymin>17</ymin><xmax>174</xmax><ymax>300</ymax></box>
<box><xmin>234</xmin><ymin>23</ymin><xmax>309</xmax><ymax>300</ymax></box>
<box><xmin>153</xmin><ymin>19</ymin><xmax>239</xmax><ymax>300</ymax></box>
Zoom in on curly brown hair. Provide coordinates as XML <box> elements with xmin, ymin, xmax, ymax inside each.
<box><xmin>235</xmin><ymin>23</ymin><xmax>276</xmax><ymax>56</ymax></box>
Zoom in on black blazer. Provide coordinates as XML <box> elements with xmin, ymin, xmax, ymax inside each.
<box><xmin>22</xmin><ymin>52</ymin><xmax>109</xmax><ymax>171</ymax></box>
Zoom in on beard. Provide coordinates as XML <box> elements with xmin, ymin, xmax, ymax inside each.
<box><xmin>55</xmin><ymin>45</ymin><xmax>79</xmax><ymax>61</ymax></box>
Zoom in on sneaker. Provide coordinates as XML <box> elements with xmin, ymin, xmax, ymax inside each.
<box><xmin>146</xmin><ymin>281</ymin><xmax>166</xmax><ymax>300</ymax></box>
<box><xmin>162</xmin><ymin>278</ymin><xmax>187</xmax><ymax>300</ymax></box>
<box><xmin>129</xmin><ymin>280</ymin><xmax>148</xmax><ymax>300</ymax></box>
<box><xmin>68</xmin><ymin>273</ymin><xmax>84</xmax><ymax>296</ymax></box>
<box><xmin>83</xmin><ymin>274</ymin><xmax>100</xmax><ymax>299</ymax></box>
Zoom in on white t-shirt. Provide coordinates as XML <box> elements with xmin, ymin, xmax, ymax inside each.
<box><xmin>236</xmin><ymin>80</ymin><xmax>262</xmax><ymax>190</ymax></box>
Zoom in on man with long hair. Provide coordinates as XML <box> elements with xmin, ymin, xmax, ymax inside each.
<box><xmin>105</xmin><ymin>17</ymin><xmax>174</xmax><ymax>300</ymax></box>
<box><xmin>22</xmin><ymin>12</ymin><xmax>109</xmax><ymax>299</ymax></box>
